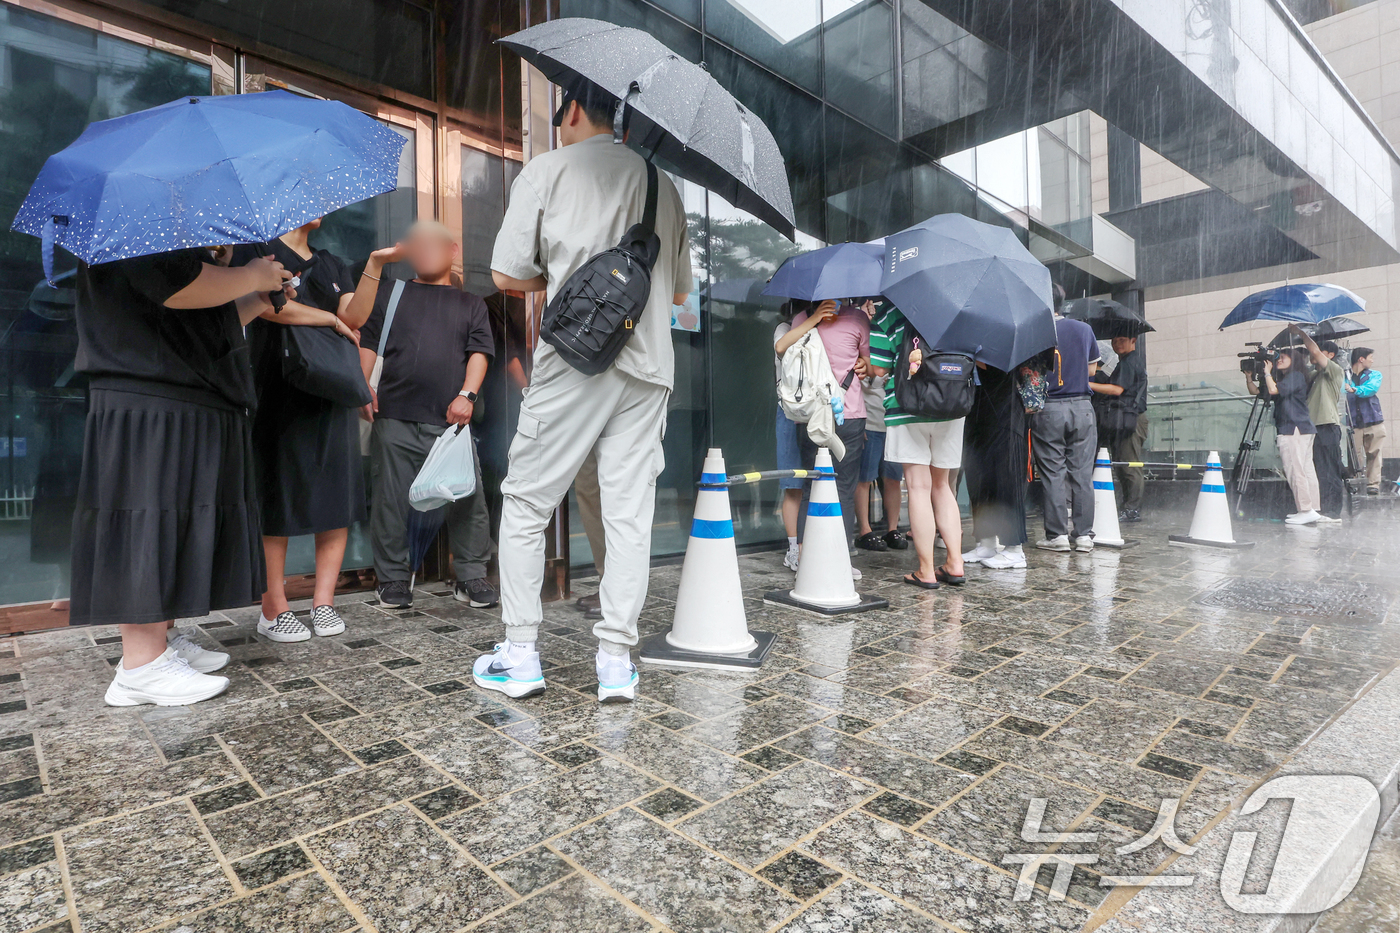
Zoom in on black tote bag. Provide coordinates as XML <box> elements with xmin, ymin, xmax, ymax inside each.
<box><xmin>280</xmin><ymin>325</ymin><xmax>372</xmax><ymax>408</ymax></box>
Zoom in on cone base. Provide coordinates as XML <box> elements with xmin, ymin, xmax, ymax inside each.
<box><xmin>763</xmin><ymin>589</ymin><xmax>889</xmax><ymax>616</ymax></box>
<box><xmin>1092</xmin><ymin>537</ymin><xmax>1135</xmax><ymax>548</ymax></box>
<box><xmin>1168</xmin><ymin>534</ymin><xmax>1255</xmax><ymax>550</ymax></box>
<box><xmin>639</xmin><ymin>630</ymin><xmax>778</xmax><ymax>671</ymax></box>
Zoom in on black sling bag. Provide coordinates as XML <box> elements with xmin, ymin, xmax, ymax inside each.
<box><xmin>538</xmin><ymin>159</ymin><xmax>660</xmax><ymax>375</ymax></box>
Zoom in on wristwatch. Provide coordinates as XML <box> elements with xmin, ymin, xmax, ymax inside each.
<box><xmin>459</xmin><ymin>390</ymin><xmax>478</xmax><ymax>403</ymax></box>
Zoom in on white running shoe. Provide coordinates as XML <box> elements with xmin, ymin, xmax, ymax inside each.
<box><xmin>962</xmin><ymin>541</ymin><xmax>1000</xmax><ymax>564</ymax></box>
<box><xmin>309</xmin><ymin>605</ymin><xmax>346</xmax><ymax>636</ymax></box>
<box><xmin>597</xmin><ymin>653</ymin><xmax>638</xmax><ymax>703</ymax></box>
<box><xmin>1036</xmin><ymin>535</ymin><xmax>1072</xmax><ymax>551</ymax></box>
<box><xmin>851</xmin><ymin>566</ymin><xmax>863</xmax><ymax>581</ymax></box>
<box><xmin>472</xmin><ymin>642</ymin><xmax>546</xmax><ymax>698</ymax></box>
<box><xmin>167</xmin><ymin>631</ymin><xmax>229</xmax><ymax>673</ymax></box>
<box><xmin>783</xmin><ymin>544</ymin><xmax>800</xmax><ymax>572</ymax></box>
<box><xmin>1284</xmin><ymin>510</ymin><xmax>1320</xmax><ymax>525</ymax></box>
<box><xmin>982</xmin><ymin>547</ymin><xmax>1027</xmax><ymax>569</ymax></box>
<box><xmin>1314</xmin><ymin>514</ymin><xmax>1343</xmax><ymax>524</ymax></box>
<box><xmin>105</xmin><ymin>648</ymin><xmax>229</xmax><ymax>707</ymax></box>
<box><xmin>1074</xmin><ymin>535</ymin><xmax>1095</xmax><ymax>552</ymax></box>
<box><xmin>257</xmin><ymin>611</ymin><xmax>311</xmax><ymax>643</ymax></box>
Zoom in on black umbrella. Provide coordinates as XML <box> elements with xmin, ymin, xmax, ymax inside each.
<box><xmin>1269</xmin><ymin>315</ymin><xmax>1370</xmax><ymax>347</ymax></box>
<box><xmin>499</xmin><ymin>18</ymin><xmax>795</xmax><ymax>237</ymax></box>
<box><xmin>1061</xmin><ymin>297</ymin><xmax>1155</xmax><ymax>339</ymax></box>
<box><xmin>406</xmin><ymin>505</ymin><xmax>446</xmax><ymax>592</ymax></box>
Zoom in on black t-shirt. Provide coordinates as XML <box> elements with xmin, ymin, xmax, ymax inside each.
<box><xmin>359</xmin><ymin>279</ymin><xmax>495</xmax><ymax>426</ymax></box>
<box><xmin>1270</xmin><ymin>368</ymin><xmax>1315</xmax><ymax>436</ymax></box>
<box><xmin>1109</xmin><ymin>348</ymin><xmax>1148</xmax><ymax>415</ymax></box>
<box><xmin>75</xmin><ymin>249</ymin><xmax>256</xmax><ymax>410</ymax></box>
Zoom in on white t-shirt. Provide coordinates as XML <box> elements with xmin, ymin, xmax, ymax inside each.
<box><xmin>492</xmin><ymin>134</ymin><xmax>692</xmax><ymax>390</ymax></box>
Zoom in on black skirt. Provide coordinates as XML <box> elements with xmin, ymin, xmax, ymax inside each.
<box><xmin>68</xmin><ymin>381</ymin><xmax>265</xmax><ymax>626</ymax></box>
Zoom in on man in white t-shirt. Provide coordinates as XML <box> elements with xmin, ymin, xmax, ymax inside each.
<box><xmin>476</xmin><ymin>80</ymin><xmax>692</xmax><ymax>703</ymax></box>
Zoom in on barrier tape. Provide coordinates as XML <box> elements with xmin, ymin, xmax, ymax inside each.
<box><xmin>699</xmin><ymin>469</ymin><xmax>822</xmax><ymax>487</ymax></box>
<box><xmin>1110</xmin><ymin>461</ymin><xmax>1212</xmax><ymax>470</ymax></box>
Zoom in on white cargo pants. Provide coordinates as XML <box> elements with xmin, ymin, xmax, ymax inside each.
<box><xmin>498</xmin><ymin>361</ymin><xmax>668</xmax><ymax>655</ymax></box>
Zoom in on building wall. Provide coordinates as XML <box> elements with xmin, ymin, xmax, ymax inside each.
<box><xmin>1142</xmin><ymin>0</ymin><xmax>1400</xmax><ymax>435</ymax></box>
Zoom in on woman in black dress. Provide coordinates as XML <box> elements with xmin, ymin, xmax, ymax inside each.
<box><xmin>232</xmin><ymin>219</ymin><xmax>367</xmax><ymax>643</ymax></box>
<box><xmin>71</xmin><ymin>247</ymin><xmax>291</xmax><ymax>706</ymax></box>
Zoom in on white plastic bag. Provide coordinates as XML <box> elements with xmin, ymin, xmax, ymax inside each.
<box><xmin>409</xmin><ymin>424</ymin><xmax>477</xmax><ymax>511</ymax></box>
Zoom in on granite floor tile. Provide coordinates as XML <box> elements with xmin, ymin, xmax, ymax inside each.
<box><xmin>682</xmin><ymin>694</ymin><xmax>832</xmax><ymax>754</ymax></box>
<box><xmin>0</xmin><ymin>860</ymin><xmax>67</xmax><ymax>933</ymax></box>
<box><xmin>1046</xmin><ymin>699</ymin><xmax>1179</xmax><ymax>762</ymax></box>
<box><xmin>678</xmin><ymin>760</ymin><xmax>879</xmax><ymax>867</ymax></box>
<box><xmin>160</xmin><ymin>873</ymin><xmax>356</xmax><ymax>933</ymax></box>
<box><xmin>775</xmin><ymin>878</ymin><xmax>946</xmax><ymax>932</ymax></box>
<box><xmin>499</xmin><ymin>698</ymin><xmax>666</xmax><ymax>751</ymax></box>
<box><xmin>0</xmin><ymin>836</ymin><xmax>54</xmax><ymax>875</ymax></box>
<box><xmin>407</xmin><ymin>719</ymin><xmax>561</xmax><ymax>799</ymax></box>
<box><xmin>203</xmin><ymin>757</ymin><xmax>449</xmax><ymax>859</ymax></box>
<box><xmin>591</xmin><ymin>720</ymin><xmax>765</xmax><ymax>802</ymax></box>
<box><xmin>1148</xmin><ymin>729</ymin><xmax>1282</xmax><ymax>777</ymax></box>
<box><xmin>439</xmin><ymin>756</ymin><xmax>657</xmax><ymax>864</ymax></box>
<box><xmin>222</xmin><ymin>717</ymin><xmax>359</xmax><ymax>794</ymax></box>
<box><xmin>64</xmin><ymin>800</ymin><xmax>234</xmax><ymax>933</ymax></box>
<box><xmin>860</xmin><ymin>699</ymin><xmax>1002</xmax><ymax>759</ymax></box>
<box><xmin>555</xmin><ymin>808</ymin><xmax>797</xmax><ymax>933</ymax></box>
<box><xmin>472</xmin><ymin>874</ymin><xmax>651</xmax><ymax>933</ymax></box>
<box><xmin>633</xmin><ymin>676</ymin><xmax>746</xmax><ymax>718</ymax></box>
<box><xmin>318</xmin><ymin>689</ymin><xmax>506</xmax><ymax>749</ymax></box>
<box><xmin>0</xmin><ymin>747</ymin><xmax>37</xmax><ymax>785</ymax></box>
<box><xmin>759</xmin><ymin>671</ymin><xmax>911</xmax><ymax>722</ymax></box>
<box><xmin>805</xmin><ymin>811</ymin><xmax>1091</xmax><ymax>931</ymax></box>
<box><xmin>312</xmin><ymin>664</ymin><xmax>427</xmax><ymax>711</ymax></box>
<box><xmin>491</xmin><ymin>845</ymin><xmax>574</xmax><ymax>895</ymax></box>
<box><xmin>635</xmin><ymin>787</ymin><xmax>705</xmax><ymax>822</ymax></box>
<box><xmin>758</xmin><ymin>850</ymin><xmax>843</xmax><ymax>898</ymax></box>
<box><xmin>191</xmin><ymin>781</ymin><xmax>260</xmax><ymax>815</ymax></box>
<box><xmin>862</xmin><ymin>791</ymin><xmax>934</xmax><ymax>827</ymax></box>
<box><xmin>777</xmin><ymin>725</ymin><xmax>976</xmax><ymax>806</ymax></box>
<box><xmin>1231</xmin><ymin>700</ymin><xmax>1335</xmax><ymax>753</ymax></box>
<box><xmin>231</xmin><ymin>843</ymin><xmax>313</xmax><ymax>889</ymax></box>
<box><xmin>306</xmin><ymin>804</ymin><xmax>508</xmax><ymax>933</ymax></box>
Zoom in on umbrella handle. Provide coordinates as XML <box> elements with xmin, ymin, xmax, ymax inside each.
<box><xmin>254</xmin><ymin>241</ymin><xmax>288</xmax><ymax>312</ymax></box>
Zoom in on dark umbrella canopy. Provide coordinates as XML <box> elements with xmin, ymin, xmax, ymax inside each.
<box><xmin>763</xmin><ymin>242</ymin><xmax>883</xmax><ymax>302</ymax></box>
<box><xmin>1061</xmin><ymin>296</ymin><xmax>1155</xmax><ymax>339</ymax></box>
<box><xmin>878</xmin><ymin>214</ymin><xmax>1056</xmax><ymax>371</ymax></box>
<box><xmin>1269</xmin><ymin>315</ymin><xmax>1370</xmax><ymax>347</ymax></box>
<box><xmin>406</xmin><ymin>505</ymin><xmax>446</xmax><ymax>590</ymax></box>
<box><xmin>1219</xmin><ymin>283</ymin><xmax>1366</xmax><ymax>330</ymax></box>
<box><xmin>499</xmin><ymin>18</ymin><xmax>795</xmax><ymax>237</ymax></box>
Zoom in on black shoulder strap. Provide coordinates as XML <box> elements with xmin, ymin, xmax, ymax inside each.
<box><xmin>642</xmin><ymin>160</ymin><xmax>658</xmax><ymax>238</ymax></box>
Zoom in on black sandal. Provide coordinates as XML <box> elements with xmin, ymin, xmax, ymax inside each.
<box><xmin>934</xmin><ymin>566</ymin><xmax>965</xmax><ymax>586</ymax></box>
<box><xmin>903</xmin><ymin>572</ymin><xmax>941</xmax><ymax>590</ymax></box>
<box><xmin>855</xmin><ymin>531</ymin><xmax>889</xmax><ymax>551</ymax></box>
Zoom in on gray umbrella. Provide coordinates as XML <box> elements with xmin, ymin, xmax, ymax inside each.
<box><xmin>499</xmin><ymin>18</ymin><xmax>795</xmax><ymax>237</ymax></box>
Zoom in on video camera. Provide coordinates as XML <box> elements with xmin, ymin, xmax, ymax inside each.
<box><xmin>1238</xmin><ymin>342</ymin><xmax>1280</xmax><ymax>378</ymax></box>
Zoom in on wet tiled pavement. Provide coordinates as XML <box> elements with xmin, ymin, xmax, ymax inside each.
<box><xmin>1</xmin><ymin>511</ymin><xmax>1397</xmax><ymax>932</ymax></box>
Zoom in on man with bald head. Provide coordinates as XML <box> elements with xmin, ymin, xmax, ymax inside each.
<box><xmin>357</xmin><ymin>222</ymin><xmax>498</xmax><ymax>610</ymax></box>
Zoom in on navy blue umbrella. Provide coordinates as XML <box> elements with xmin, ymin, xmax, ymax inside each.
<box><xmin>407</xmin><ymin>505</ymin><xmax>447</xmax><ymax>592</ymax></box>
<box><xmin>762</xmin><ymin>242</ymin><xmax>884</xmax><ymax>302</ymax></box>
<box><xmin>1219</xmin><ymin>284</ymin><xmax>1366</xmax><ymax>330</ymax></box>
<box><xmin>12</xmin><ymin>90</ymin><xmax>406</xmax><ymax>279</ymax></box>
<box><xmin>879</xmin><ymin>214</ymin><xmax>1056</xmax><ymax>371</ymax></box>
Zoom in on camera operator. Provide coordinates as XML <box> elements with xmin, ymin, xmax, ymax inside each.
<box><xmin>1283</xmin><ymin>324</ymin><xmax>1346</xmax><ymax>522</ymax></box>
<box><xmin>1245</xmin><ymin>345</ymin><xmax>1320</xmax><ymax>524</ymax></box>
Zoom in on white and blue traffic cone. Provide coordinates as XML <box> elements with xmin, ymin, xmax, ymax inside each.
<box><xmin>640</xmin><ymin>449</ymin><xmax>776</xmax><ymax>670</ymax></box>
<box><xmin>1091</xmin><ymin>447</ymin><xmax>1127</xmax><ymax>547</ymax></box>
<box><xmin>765</xmin><ymin>447</ymin><xmax>888</xmax><ymax>615</ymax></box>
<box><xmin>1169</xmin><ymin>451</ymin><xmax>1255</xmax><ymax>549</ymax></box>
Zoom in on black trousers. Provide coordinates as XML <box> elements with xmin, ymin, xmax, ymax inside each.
<box><xmin>1313</xmin><ymin>423</ymin><xmax>1346</xmax><ymax>518</ymax></box>
<box><xmin>798</xmin><ymin>417</ymin><xmax>866</xmax><ymax>546</ymax></box>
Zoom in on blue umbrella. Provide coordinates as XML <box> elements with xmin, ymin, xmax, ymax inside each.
<box><xmin>1219</xmin><ymin>283</ymin><xmax>1366</xmax><ymax>330</ymax></box>
<box><xmin>12</xmin><ymin>90</ymin><xmax>406</xmax><ymax>279</ymax></box>
<box><xmin>407</xmin><ymin>505</ymin><xmax>447</xmax><ymax>592</ymax></box>
<box><xmin>879</xmin><ymin>213</ymin><xmax>1056</xmax><ymax>371</ymax></box>
<box><xmin>763</xmin><ymin>242</ymin><xmax>884</xmax><ymax>302</ymax></box>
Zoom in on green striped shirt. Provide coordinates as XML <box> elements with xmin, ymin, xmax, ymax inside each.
<box><xmin>869</xmin><ymin>306</ymin><xmax>934</xmax><ymax>426</ymax></box>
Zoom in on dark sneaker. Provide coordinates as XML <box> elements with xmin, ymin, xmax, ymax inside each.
<box><xmin>456</xmin><ymin>578</ymin><xmax>500</xmax><ymax>608</ymax></box>
<box><xmin>1118</xmin><ymin>509</ymin><xmax>1141</xmax><ymax>523</ymax></box>
<box><xmin>855</xmin><ymin>531</ymin><xmax>888</xmax><ymax>551</ymax></box>
<box><xmin>882</xmin><ymin>529</ymin><xmax>909</xmax><ymax>550</ymax></box>
<box><xmin>376</xmin><ymin>580</ymin><xmax>413</xmax><ymax>608</ymax></box>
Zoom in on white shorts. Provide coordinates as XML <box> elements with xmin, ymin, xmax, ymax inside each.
<box><xmin>886</xmin><ymin>419</ymin><xmax>966</xmax><ymax>469</ymax></box>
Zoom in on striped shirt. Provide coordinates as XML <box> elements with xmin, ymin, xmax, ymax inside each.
<box><xmin>868</xmin><ymin>306</ymin><xmax>934</xmax><ymax>426</ymax></box>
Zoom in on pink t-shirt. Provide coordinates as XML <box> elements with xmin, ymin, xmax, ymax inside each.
<box><xmin>794</xmin><ymin>304</ymin><xmax>871</xmax><ymax>419</ymax></box>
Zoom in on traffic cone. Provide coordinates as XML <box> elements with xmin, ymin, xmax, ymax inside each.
<box><xmin>764</xmin><ymin>447</ymin><xmax>889</xmax><ymax>616</ymax></box>
<box><xmin>1091</xmin><ymin>448</ymin><xmax>1127</xmax><ymax>548</ymax></box>
<box><xmin>1168</xmin><ymin>451</ymin><xmax>1256</xmax><ymax>550</ymax></box>
<box><xmin>640</xmin><ymin>449</ymin><xmax>777</xmax><ymax>670</ymax></box>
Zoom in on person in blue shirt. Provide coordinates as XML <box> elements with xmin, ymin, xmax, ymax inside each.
<box><xmin>1347</xmin><ymin>347</ymin><xmax>1385</xmax><ymax>494</ymax></box>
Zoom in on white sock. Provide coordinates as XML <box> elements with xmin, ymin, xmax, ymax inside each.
<box><xmin>505</xmin><ymin>641</ymin><xmax>535</xmax><ymax>662</ymax></box>
<box><xmin>596</xmin><ymin>647</ymin><xmax>628</xmax><ymax>666</ymax></box>
<box><xmin>1005</xmin><ymin>545</ymin><xmax>1024</xmax><ymax>556</ymax></box>
<box><xmin>978</xmin><ymin>538</ymin><xmax>996</xmax><ymax>551</ymax></box>
<box><xmin>787</xmin><ymin>536</ymin><xmax>798</xmax><ymax>549</ymax></box>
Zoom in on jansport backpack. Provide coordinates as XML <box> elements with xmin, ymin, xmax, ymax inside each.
<box><xmin>893</xmin><ymin>327</ymin><xmax>976</xmax><ymax>420</ymax></box>
<box><xmin>538</xmin><ymin>160</ymin><xmax>660</xmax><ymax>375</ymax></box>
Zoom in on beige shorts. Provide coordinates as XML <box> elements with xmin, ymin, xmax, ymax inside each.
<box><xmin>886</xmin><ymin>419</ymin><xmax>966</xmax><ymax>469</ymax></box>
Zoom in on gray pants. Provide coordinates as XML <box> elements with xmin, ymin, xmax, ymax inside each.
<box><xmin>1032</xmin><ymin>397</ymin><xmax>1097</xmax><ymax>538</ymax></box>
<box><xmin>369</xmin><ymin>417</ymin><xmax>491</xmax><ymax>583</ymax></box>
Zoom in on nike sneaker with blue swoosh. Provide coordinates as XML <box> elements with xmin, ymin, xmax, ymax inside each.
<box><xmin>472</xmin><ymin>642</ymin><xmax>545</xmax><ymax>698</ymax></box>
<box><xmin>596</xmin><ymin>652</ymin><xmax>638</xmax><ymax>703</ymax></box>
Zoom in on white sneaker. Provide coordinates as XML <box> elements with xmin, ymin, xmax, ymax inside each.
<box><xmin>1315</xmin><ymin>514</ymin><xmax>1343</xmax><ymax>524</ymax></box>
<box><xmin>1036</xmin><ymin>535</ymin><xmax>1072</xmax><ymax>551</ymax></box>
<box><xmin>472</xmin><ymin>642</ymin><xmax>546</xmax><ymax>698</ymax></box>
<box><xmin>783</xmin><ymin>544</ymin><xmax>801</xmax><ymax>572</ymax></box>
<box><xmin>257</xmin><ymin>611</ymin><xmax>311</xmax><ymax>643</ymax></box>
<box><xmin>1285</xmin><ymin>510</ymin><xmax>1320</xmax><ymax>525</ymax></box>
<box><xmin>851</xmin><ymin>566</ymin><xmax>863</xmax><ymax>581</ymax></box>
<box><xmin>167</xmin><ymin>631</ymin><xmax>229</xmax><ymax>674</ymax></box>
<box><xmin>1074</xmin><ymin>535</ymin><xmax>1095</xmax><ymax>552</ymax></box>
<box><xmin>309</xmin><ymin>605</ymin><xmax>346</xmax><ymax>636</ymax></box>
<box><xmin>982</xmin><ymin>547</ymin><xmax>1027</xmax><ymax>569</ymax></box>
<box><xmin>597</xmin><ymin>652</ymin><xmax>638</xmax><ymax>703</ymax></box>
<box><xmin>962</xmin><ymin>541</ymin><xmax>1000</xmax><ymax>564</ymax></box>
<box><xmin>105</xmin><ymin>648</ymin><xmax>229</xmax><ymax>707</ymax></box>
<box><xmin>934</xmin><ymin>534</ymin><xmax>945</xmax><ymax>550</ymax></box>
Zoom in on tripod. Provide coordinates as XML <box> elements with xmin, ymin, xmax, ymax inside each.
<box><xmin>1232</xmin><ymin>389</ymin><xmax>1273</xmax><ymax>516</ymax></box>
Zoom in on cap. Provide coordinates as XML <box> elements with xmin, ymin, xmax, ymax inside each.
<box><xmin>551</xmin><ymin>77</ymin><xmax>621</xmax><ymax>127</ymax></box>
